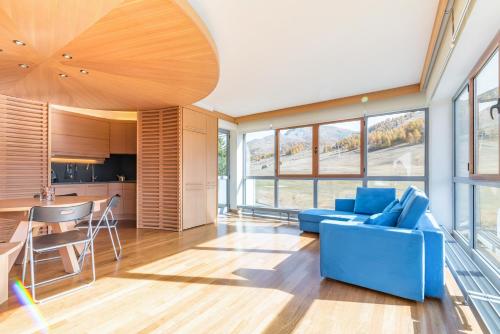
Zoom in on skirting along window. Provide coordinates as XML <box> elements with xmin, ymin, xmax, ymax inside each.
<box><xmin>243</xmin><ymin>108</ymin><xmax>428</xmax><ymax>210</ymax></box>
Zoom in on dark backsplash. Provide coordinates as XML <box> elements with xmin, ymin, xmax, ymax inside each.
<box><xmin>52</xmin><ymin>154</ymin><xmax>136</xmax><ymax>183</ymax></box>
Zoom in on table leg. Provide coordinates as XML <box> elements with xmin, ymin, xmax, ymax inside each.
<box><xmin>10</xmin><ymin>220</ymin><xmax>29</xmax><ymax>269</ymax></box>
<box><xmin>0</xmin><ymin>253</ymin><xmax>8</xmax><ymax>304</ymax></box>
<box><xmin>52</xmin><ymin>223</ymin><xmax>80</xmax><ymax>274</ymax></box>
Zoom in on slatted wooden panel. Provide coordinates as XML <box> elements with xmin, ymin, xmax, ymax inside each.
<box><xmin>0</xmin><ymin>94</ymin><xmax>48</xmax><ymax>199</ymax></box>
<box><xmin>137</xmin><ymin>107</ymin><xmax>181</xmax><ymax>231</ymax></box>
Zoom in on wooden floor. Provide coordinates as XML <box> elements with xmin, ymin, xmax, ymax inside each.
<box><xmin>0</xmin><ymin>215</ymin><xmax>484</xmax><ymax>334</ymax></box>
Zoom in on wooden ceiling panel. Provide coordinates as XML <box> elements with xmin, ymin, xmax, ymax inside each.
<box><xmin>0</xmin><ymin>0</ymin><xmax>219</xmax><ymax>110</ymax></box>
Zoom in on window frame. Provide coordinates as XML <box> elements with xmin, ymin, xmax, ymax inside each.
<box><xmin>452</xmin><ymin>32</ymin><xmax>500</xmax><ymax>285</ymax></box>
<box><xmin>243</xmin><ymin>108</ymin><xmax>428</xmax><ymax>210</ymax></box>
<box><xmin>276</xmin><ymin>124</ymin><xmax>315</xmax><ymax>177</ymax></box>
<box><xmin>317</xmin><ymin>117</ymin><xmax>365</xmax><ymax>178</ymax></box>
<box><xmin>468</xmin><ymin>34</ymin><xmax>500</xmax><ymax>180</ymax></box>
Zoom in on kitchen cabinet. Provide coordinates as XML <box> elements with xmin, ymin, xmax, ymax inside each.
<box><xmin>110</xmin><ymin>121</ymin><xmax>137</xmax><ymax>154</ymax></box>
<box><xmin>51</xmin><ymin>110</ymin><xmax>110</xmax><ymax>158</ymax></box>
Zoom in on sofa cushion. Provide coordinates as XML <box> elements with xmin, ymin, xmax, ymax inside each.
<box><xmin>366</xmin><ymin>202</ymin><xmax>403</xmax><ymax>227</ymax></box>
<box><xmin>298</xmin><ymin>209</ymin><xmax>370</xmax><ymax>224</ymax></box>
<box><xmin>383</xmin><ymin>199</ymin><xmax>399</xmax><ymax>213</ymax></box>
<box><xmin>400</xmin><ymin>186</ymin><xmax>419</xmax><ymax>207</ymax></box>
<box><xmin>397</xmin><ymin>191</ymin><xmax>429</xmax><ymax>229</ymax></box>
<box><xmin>353</xmin><ymin>187</ymin><xmax>396</xmax><ymax>215</ymax></box>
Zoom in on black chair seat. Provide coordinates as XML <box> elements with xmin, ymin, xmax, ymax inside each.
<box><xmin>75</xmin><ymin>219</ymin><xmax>118</xmax><ymax>229</ymax></box>
<box><xmin>33</xmin><ymin>230</ymin><xmax>89</xmax><ymax>251</ymax></box>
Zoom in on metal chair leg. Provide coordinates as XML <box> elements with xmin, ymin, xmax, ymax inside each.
<box><xmin>21</xmin><ymin>240</ymin><xmax>29</xmax><ymax>284</ymax></box>
<box><xmin>29</xmin><ymin>236</ymin><xmax>37</xmax><ymax>302</ymax></box>
<box><xmin>105</xmin><ymin>220</ymin><xmax>119</xmax><ymax>260</ymax></box>
<box><xmin>113</xmin><ymin>226</ymin><xmax>123</xmax><ymax>259</ymax></box>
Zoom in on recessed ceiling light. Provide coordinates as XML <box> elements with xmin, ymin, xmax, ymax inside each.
<box><xmin>361</xmin><ymin>96</ymin><xmax>369</xmax><ymax>103</ymax></box>
<box><xmin>62</xmin><ymin>53</ymin><xmax>73</xmax><ymax>60</ymax></box>
<box><xmin>59</xmin><ymin>73</ymin><xmax>69</xmax><ymax>78</ymax></box>
<box><xmin>13</xmin><ymin>40</ymin><xmax>26</xmax><ymax>46</ymax></box>
<box><xmin>80</xmin><ymin>69</ymin><xmax>89</xmax><ymax>75</ymax></box>
<box><xmin>18</xmin><ymin>63</ymin><xmax>29</xmax><ymax>69</ymax></box>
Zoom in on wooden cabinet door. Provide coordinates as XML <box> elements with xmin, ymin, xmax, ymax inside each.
<box><xmin>54</xmin><ymin>184</ymin><xmax>86</xmax><ymax>196</ymax></box>
<box><xmin>51</xmin><ymin>110</ymin><xmax>110</xmax><ymax>158</ymax></box>
<box><xmin>125</xmin><ymin>123</ymin><xmax>137</xmax><ymax>154</ymax></box>
<box><xmin>182</xmin><ymin>108</ymin><xmax>206</xmax><ymax>133</ymax></box>
<box><xmin>110</xmin><ymin>121</ymin><xmax>137</xmax><ymax>154</ymax></box>
<box><xmin>182</xmin><ymin>130</ymin><xmax>206</xmax><ymax>229</ymax></box>
<box><xmin>206</xmin><ymin>116</ymin><xmax>218</xmax><ymax>223</ymax></box>
<box><xmin>123</xmin><ymin>183</ymin><xmax>136</xmax><ymax>216</ymax></box>
<box><xmin>110</xmin><ymin>122</ymin><xmax>126</xmax><ymax>154</ymax></box>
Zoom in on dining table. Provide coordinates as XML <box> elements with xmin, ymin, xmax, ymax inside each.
<box><xmin>0</xmin><ymin>195</ymin><xmax>108</xmax><ymax>274</ymax></box>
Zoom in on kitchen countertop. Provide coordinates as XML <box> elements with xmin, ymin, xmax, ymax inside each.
<box><xmin>53</xmin><ymin>180</ymin><xmax>136</xmax><ymax>185</ymax></box>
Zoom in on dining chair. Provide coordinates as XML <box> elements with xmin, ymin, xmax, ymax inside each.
<box><xmin>75</xmin><ymin>195</ymin><xmax>122</xmax><ymax>261</ymax></box>
<box><xmin>22</xmin><ymin>202</ymin><xmax>95</xmax><ymax>303</ymax></box>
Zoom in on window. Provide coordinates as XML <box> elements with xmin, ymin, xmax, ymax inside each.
<box><xmin>278</xmin><ymin>180</ymin><xmax>313</xmax><ymax>209</ymax></box>
<box><xmin>245</xmin><ymin>179</ymin><xmax>274</xmax><ymax>207</ymax></box>
<box><xmin>245</xmin><ymin>130</ymin><xmax>275</xmax><ymax>176</ymax></box>
<box><xmin>317</xmin><ymin>180</ymin><xmax>362</xmax><ymax>208</ymax></box>
<box><xmin>367</xmin><ymin>110</ymin><xmax>426</xmax><ymax>176</ymax></box>
<box><xmin>474</xmin><ymin>50</ymin><xmax>499</xmax><ymax>176</ymax></box>
<box><xmin>454</xmin><ymin>86</ymin><xmax>470</xmax><ymax>177</ymax></box>
<box><xmin>243</xmin><ymin>110</ymin><xmax>428</xmax><ymax>211</ymax></box>
<box><xmin>475</xmin><ymin>186</ymin><xmax>500</xmax><ymax>268</ymax></box>
<box><xmin>452</xmin><ymin>35</ymin><xmax>499</xmax><ymax>281</ymax></box>
<box><xmin>454</xmin><ymin>183</ymin><xmax>470</xmax><ymax>242</ymax></box>
<box><xmin>319</xmin><ymin>120</ymin><xmax>362</xmax><ymax>175</ymax></box>
<box><xmin>278</xmin><ymin>126</ymin><xmax>313</xmax><ymax>175</ymax></box>
<box><xmin>367</xmin><ymin>180</ymin><xmax>425</xmax><ymax>198</ymax></box>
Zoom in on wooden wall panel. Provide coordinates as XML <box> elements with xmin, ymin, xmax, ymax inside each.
<box><xmin>137</xmin><ymin>108</ymin><xmax>181</xmax><ymax>231</ymax></box>
<box><xmin>0</xmin><ymin>94</ymin><xmax>48</xmax><ymax>199</ymax></box>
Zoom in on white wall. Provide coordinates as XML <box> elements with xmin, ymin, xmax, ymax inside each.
<box><xmin>427</xmin><ymin>99</ymin><xmax>453</xmax><ymax>229</ymax></box>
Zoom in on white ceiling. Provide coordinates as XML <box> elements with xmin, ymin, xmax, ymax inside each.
<box><xmin>188</xmin><ymin>0</ymin><xmax>438</xmax><ymax>117</ymax></box>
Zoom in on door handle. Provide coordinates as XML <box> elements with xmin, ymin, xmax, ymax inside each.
<box><xmin>490</xmin><ymin>98</ymin><xmax>500</xmax><ymax>120</ymax></box>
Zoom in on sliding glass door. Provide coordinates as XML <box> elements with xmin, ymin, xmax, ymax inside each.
<box><xmin>218</xmin><ymin>130</ymin><xmax>230</xmax><ymax>213</ymax></box>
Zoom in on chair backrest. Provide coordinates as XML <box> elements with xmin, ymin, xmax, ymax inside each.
<box><xmin>29</xmin><ymin>202</ymin><xmax>94</xmax><ymax>223</ymax></box>
<box><xmin>107</xmin><ymin>194</ymin><xmax>121</xmax><ymax>209</ymax></box>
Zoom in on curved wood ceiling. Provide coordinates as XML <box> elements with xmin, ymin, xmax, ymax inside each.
<box><xmin>0</xmin><ymin>0</ymin><xmax>219</xmax><ymax>110</ymax></box>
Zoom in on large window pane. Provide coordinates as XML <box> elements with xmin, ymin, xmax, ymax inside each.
<box><xmin>317</xmin><ymin>180</ymin><xmax>362</xmax><ymax>208</ymax></box>
<box><xmin>279</xmin><ymin>127</ymin><xmax>312</xmax><ymax>175</ymax></box>
<box><xmin>245</xmin><ymin>179</ymin><xmax>274</xmax><ymax>207</ymax></box>
<box><xmin>475</xmin><ymin>186</ymin><xmax>500</xmax><ymax>269</ymax></box>
<box><xmin>475</xmin><ymin>50</ymin><xmax>499</xmax><ymax>175</ymax></box>
<box><xmin>278</xmin><ymin>180</ymin><xmax>313</xmax><ymax>209</ymax></box>
<box><xmin>245</xmin><ymin>130</ymin><xmax>275</xmax><ymax>176</ymax></box>
<box><xmin>454</xmin><ymin>86</ymin><xmax>470</xmax><ymax>177</ymax></box>
<box><xmin>319</xmin><ymin>120</ymin><xmax>361</xmax><ymax>175</ymax></box>
<box><xmin>454</xmin><ymin>183</ymin><xmax>470</xmax><ymax>242</ymax></box>
<box><xmin>368</xmin><ymin>110</ymin><xmax>425</xmax><ymax>176</ymax></box>
<box><xmin>367</xmin><ymin>180</ymin><xmax>425</xmax><ymax>198</ymax></box>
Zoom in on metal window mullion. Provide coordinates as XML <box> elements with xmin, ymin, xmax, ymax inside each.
<box><xmin>274</xmin><ymin>178</ymin><xmax>279</xmax><ymax>208</ymax></box>
<box><xmin>313</xmin><ymin>179</ymin><xmax>318</xmax><ymax>208</ymax></box>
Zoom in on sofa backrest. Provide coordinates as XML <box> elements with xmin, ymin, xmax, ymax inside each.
<box><xmin>353</xmin><ymin>187</ymin><xmax>396</xmax><ymax>215</ymax></box>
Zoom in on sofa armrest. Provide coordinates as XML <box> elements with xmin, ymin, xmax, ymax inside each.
<box><xmin>319</xmin><ymin>220</ymin><xmax>425</xmax><ymax>301</ymax></box>
<box><xmin>335</xmin><ymin>198</ymin><xmax>355</xmax><ymax>212</ymax></box>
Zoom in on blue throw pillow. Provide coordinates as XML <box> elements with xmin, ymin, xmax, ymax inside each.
<box><xmin>366</xmin><ymin>202</ymin><xmax>403</xmax><ymax>227</ymax></box>
<box><xmin>397</xmin><ymin>191</ymin><xmax>429</xmax><ymax>229</ymax></box>
<box><xmin>400</xmin><ymin>186</ymin><xmax>419</xmax><ymax>207</ymax></box>
<box><xmin>382</xmin><ymin>199</ymin><xmax>399</xmax><ymax>213</ymax></box>
<box><xmin>353</xmin><ymin>187</ymin><xmax>396</xmax><ymax>215</ymax></box>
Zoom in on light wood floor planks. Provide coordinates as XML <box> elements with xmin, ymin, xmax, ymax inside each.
<box><xmin>0</xmin><ymin>215</ymin><xmax>484</xmax><ymax>333</ymax></box>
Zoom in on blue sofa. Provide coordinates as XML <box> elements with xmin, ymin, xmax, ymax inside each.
<box><xmin>299</xmin><ymin>186</ymin><xmax>444</xmax><ymax>302</ymax></box>
<box><xmin>299</xmin><ymin>187</ymin><xmax>396</xmax><ymax>233</ymax></box>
